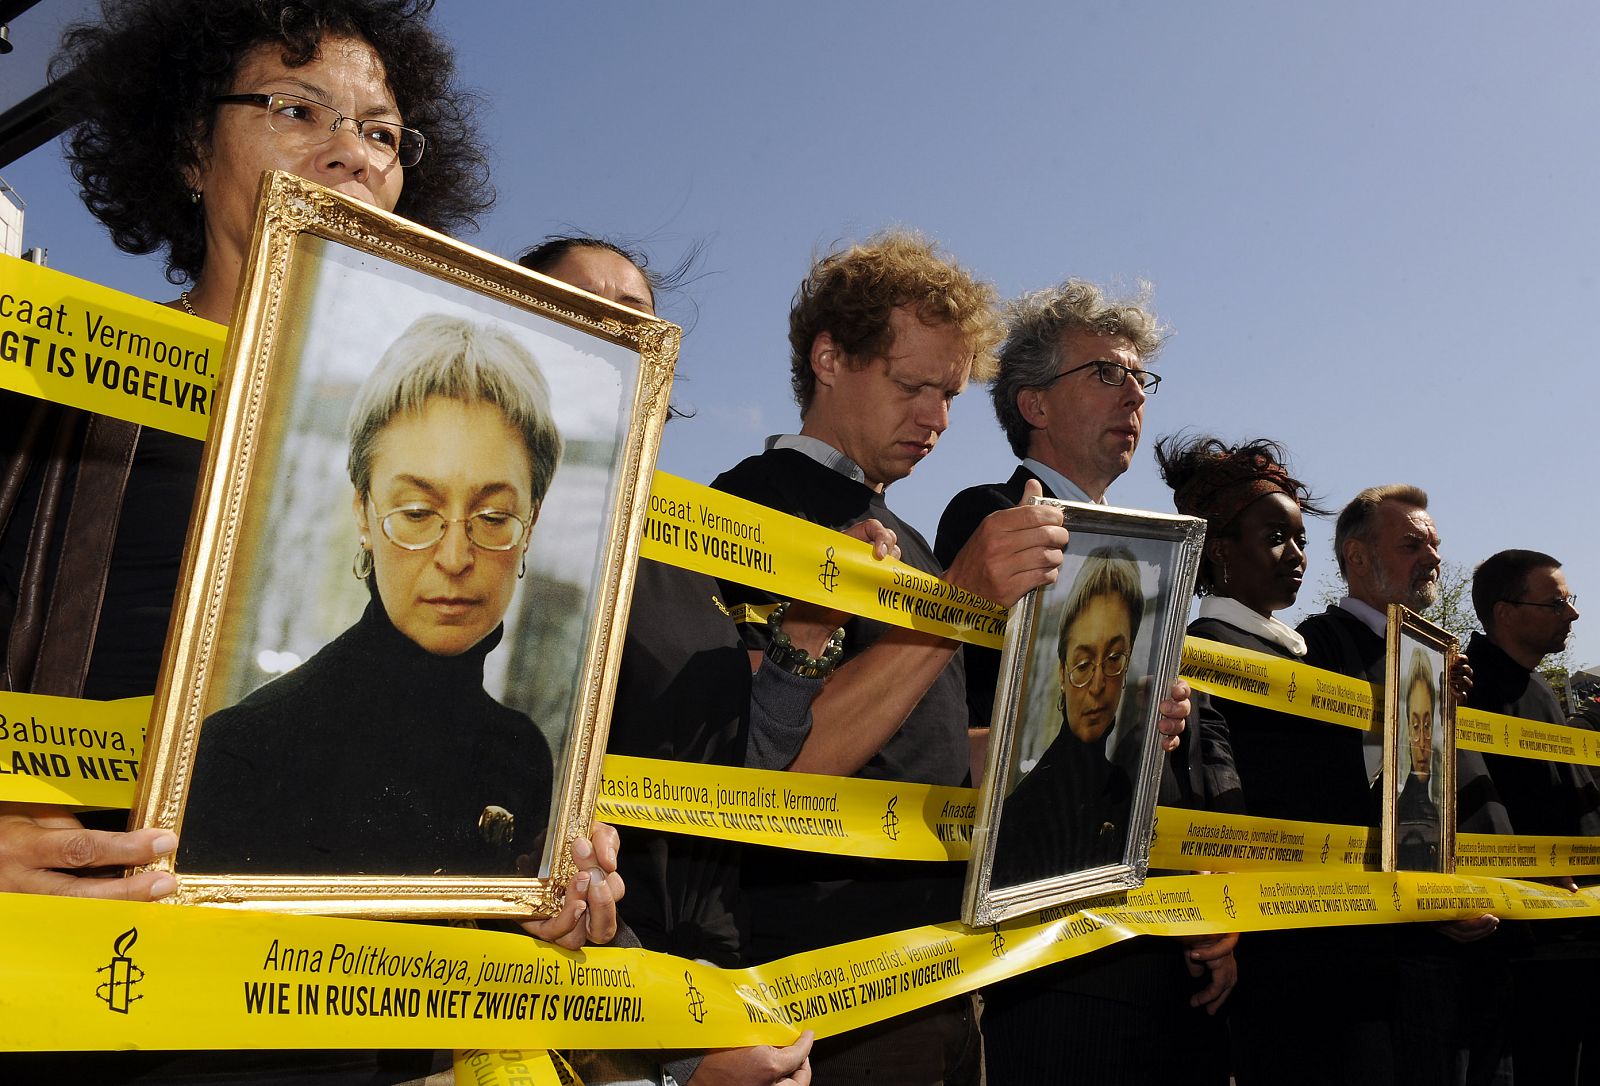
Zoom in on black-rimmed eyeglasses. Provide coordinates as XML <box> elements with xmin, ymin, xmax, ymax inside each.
<box><xmin>1038</xmin><ymin>360</ymin><xmax>1161</xmax><ymax>394</ymax></box>
<box><xmin>1504</xmin><ymin>595</ymin><xmax>1579</xmax><ymax>612</ymax></box>
<box><xmin>212</xmin><ymin>92</ymin><xmax>426</xmax><ymax>168</ymax></box>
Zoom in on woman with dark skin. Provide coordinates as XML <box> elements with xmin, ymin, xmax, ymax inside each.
<box><xmin>0</xmin><ymin>0</ymin><xmax>618</xmax><ymax>944</ymax></box>
<box><xmin>1158</xmin><ymin>433</ymin><xmax>1397</xmax><ymax>1086</ymax></box>
<box><xmin>1157</xmin><ymin>436</ymin><xmax>1330</xmax><ymax>821</ymax></box>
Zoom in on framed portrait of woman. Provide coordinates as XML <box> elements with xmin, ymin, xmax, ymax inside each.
<box><xmin>962</xmin><ymin>500</ymin><xmax>1204</xmax><ymax>926</ymax></box>
<box><xmin>1381</xmin><ymin>606</ymin><xmax>1458</xmax><ymax>874</ymax></box>
<box><xmin>130</xmin><ymin>172</ymin><xmax>678</xmax><ymax>918</ymax></box>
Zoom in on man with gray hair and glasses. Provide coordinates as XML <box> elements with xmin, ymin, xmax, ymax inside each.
<box><xmin>935</xmin><ymin>280</ymin><xmax>1236</xmax><ymax>1085</ymax></box>
<box><xmin>936</xmin><ymin>280</ymin><xmax>1165</xmax><ymax>730</ymax></box>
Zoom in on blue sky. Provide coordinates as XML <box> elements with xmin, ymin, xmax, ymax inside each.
<box><xmin>4</xmin><ymin>2</ymin><xmax>1596</xmax><ymax>668</ymax></box>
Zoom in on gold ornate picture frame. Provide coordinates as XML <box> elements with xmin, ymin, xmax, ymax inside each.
<box><xmin>1382</xmin><ymin>605</ymin><xmax>1458</xmax><ymax>874</ymax></box>
<box><xmin>130</xmin><ymin>172</ymin><xmax>678</xmax><ymax>918</ymax></box>
<box><xmin>963</xmin><ymin>500</ymin><xmax>1205</xmax><ymax>926</ymax></box>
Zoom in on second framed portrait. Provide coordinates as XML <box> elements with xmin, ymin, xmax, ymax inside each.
<box><xmin>131</xmin><ymin>174</ymin><xmax>678</xmax><ymax>918</ymax></box>
<box><xmin>1382</xmin><ymin>606</ymin><xmax>1458</xmax><ymax>874</ymax></box>
<box><xmin>963</xmin><ymin>501</ymin><xmax>1205</xmax><ymax>926</ymax></box>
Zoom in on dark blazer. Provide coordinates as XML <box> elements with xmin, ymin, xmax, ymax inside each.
<box><xmin>934</xmin><ymin>465</ymin><xmax>1052</xmax><ymax>568</ymax></box>
<box><xmin>935</xmin><ymin>465</ymin><xmax>1054</xmax><ymax>729</ymax></box>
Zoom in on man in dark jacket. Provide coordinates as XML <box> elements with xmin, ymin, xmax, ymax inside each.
<box><xmin>1296</xmin><ymin>484</ymin><xmax>1506</xmax><ymax>1085</ymax></box>
<box><xmin>1467</xmin><ymin>548</ymin><xmax>1598</xmax><ymax>1083</ymax></box>
<box><xmin>932</xmin><ymin>281</ymin><xmax>1237</xmax><ymax>1086</ymax></box>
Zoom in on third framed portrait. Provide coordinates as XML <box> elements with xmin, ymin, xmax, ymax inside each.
<box><xmin>1382</xmin><ymin>606</ymin><xmax>1458</xmax><ymax>874</ymax></box>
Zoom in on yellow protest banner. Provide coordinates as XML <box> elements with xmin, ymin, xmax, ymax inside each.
<box><xmin>640</xmin><ymin>471</ymin><xmax>1007</xmax><ymax>648</ymax></box>
<box><xmin>1456</xmin><ymin>706</ymin><xmax>1600</xmax><ymax>766</ymax></box>
<box><xmin>1149</xmin><ymin>807</ymin><xmax>1376</xmax><ymax>872</ymax></box>
<box><xmin>597</xmin><ymin>754</ymin><xmax>974</xmax><ymax>861</ymax></box>
<box><xmin>1455</xmin><ymin>831</ymin><xmax>1600</xmax><ymax>878</ymax></box>
<box><xmin>0</xmin><ymin>691</ymin><xmax>151</xmax><ymax>807</ymax></box>
<box><xmin>1180</xmin><ymin>636</ymin><xmax>1377</xmax><ymax>731</ymax></box>
<box><xmin>2</xmin><ymin>872</ymin><xmax>1596</xmax><ymax>1053</ymax></box>
<box><xmin>0</xmin><ymin>255</ymin><xmax>226</xmax><ymax>439</ymax></box>
<box><xmin>452</xmin><ymin>1049</ymin><xmax>577</xmax><ymax>1086</ymax></box>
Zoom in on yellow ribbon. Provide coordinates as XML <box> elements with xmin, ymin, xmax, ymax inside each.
<box><xmin>0</xmin><ymin>255</ymin><xmax>225</xmax><ymax>440</ymax></box>
<box><xmin>598</xmin><ymin>754</ymin><xmax>974</xmax><ymax>861</ymax></box>
<box><xmin>640</xmin><ymin>470</ymin><xmax>1006</xmax><ymax>647</ymax></box>
<box><xmin>453</xmin><ymin>1049</ymin><xmax>579</xmax><ymax>1086</ymax></box>
<box><xmin>3</xmin><ymin>871</ymin><xmax>1593</xmax><ymax>1053</ymax></box>
<box><xmin>0</xmin><ymin>691</ymin><xmax>151</xmax><ymax>807</ymax></box>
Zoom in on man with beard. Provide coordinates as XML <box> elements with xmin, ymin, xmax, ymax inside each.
<box><xmin>1466</xmin><ymin>549</ymin><xmax>1599</xmax><ymax>1083</ymax></box>
<box><xmin>1295</xmin><ymin>484</ymin><xmax>1509</xmax><ymax>1085</ymax></box>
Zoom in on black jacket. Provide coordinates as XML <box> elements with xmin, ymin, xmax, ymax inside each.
<box><xmin>1465</xmin><ymin>631</ymin><xmax>1600</xmax><ymax>837</ymax></box>
<box><xmin>935</xmin><ymin>465</ymin><xmax>1053</xmax><ymax>731</ymax></box>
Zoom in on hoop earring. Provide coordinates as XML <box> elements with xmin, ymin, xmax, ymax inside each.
<box><xmin>518</xmin><ymin>552</ymin><xmax>527</xmax><ymax>579</ymax></box>
<box><xmin>352</xmin><ymin>542</ymin><xmax>373</xmax><ymax>580</ymax></box>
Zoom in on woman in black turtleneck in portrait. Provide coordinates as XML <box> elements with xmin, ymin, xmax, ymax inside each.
<box><xmin>991</xmin><ymin>546</ymin><xmax>1144</xmax><ymax>886</ymax></box>
<box><xmin>180</xmin><ymin>313</ymin><xmax>561</xmax><ymax>876</ymax></box>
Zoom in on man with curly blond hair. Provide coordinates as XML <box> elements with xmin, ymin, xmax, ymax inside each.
<box><xmin>711</xmin><ymin>231</ymin><xmax>1075</xmax><ymax>1083</ymax></box>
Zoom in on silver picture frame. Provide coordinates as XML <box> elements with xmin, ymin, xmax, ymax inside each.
<box><xmin>963</xmin><ymin>499</ymin><xmax>1205</xmax><ymax>926</ymax></box>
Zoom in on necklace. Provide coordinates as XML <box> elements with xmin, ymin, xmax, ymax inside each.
<box><xmin>179</xmin><ymin>291</ymin><xmax>198</xmax><ymax>316</ymax></box>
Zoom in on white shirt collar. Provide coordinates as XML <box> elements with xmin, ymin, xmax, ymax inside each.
<box><xmin>1334</xmin><ymin>595</ymin><xmax>1388</xmax><ymax>785</ymax></box>
<box><xmin>1020</xmin><ymin>458</ymin><xmax>1100</xmax><ymax>505</ymax></box>
<box><xmin>1197</xmin><ymin>596</ymin><xmax>1307</xmax><ymax>657</ymax></box>
<box><xmin>765</xmin><ymin>434</ymin><xmax>869</xmax><ymax>486</ymax></box>
<box><xmin>1337</xmin><ymin>595</ymin><xmax>1388</xmax><ymax>638</ymax></box>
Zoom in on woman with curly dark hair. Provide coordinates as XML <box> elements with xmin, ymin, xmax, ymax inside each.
<box><xmin>1</xmin><ymin>0</ymin><xmax>619</xmax><ymax>942</ymax></box>
<box><xmin>0</xmin><ymin>0</ymin><xmax>502</xmax><ymax>894</ymax></box>
<box><xmin>55</xmin><ymin>0</ymin><xmax>492</xmax><ymax>304</ymax></box>
<box><xmin>1155</xmin><ymin>434</ymin><xmax>1330</xmax><ymax>819</ymax></box>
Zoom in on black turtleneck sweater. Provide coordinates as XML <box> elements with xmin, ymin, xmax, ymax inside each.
<box><xmin>178</xmin><ymin>601</ymin><xmax>552</xmax><ymax>876</ymax></box>
<box><xmin>991</xmin><ymin>722</ymin><xmax>1132</xmax><ymax>887</ymax></box>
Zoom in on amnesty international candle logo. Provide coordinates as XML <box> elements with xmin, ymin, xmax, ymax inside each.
<box><xmin>1503</xmin><ymin>721</ymin><xmax>1511</xmax><ymax>748</ymax></box>
<box><xmin>1392</xmin><ymin>882</ymin><xmax>1403</xmax><ymax>912</ymax></box>
<box><xmin>989</xmin><ymin>925</ymin><xmax>1006</xmax><ymax>958</ymax></box>
<box><xmin>1221</xmin><ymin>885</ymin><xmax>1237</xmax><ymax>921</ymax></box>
<box><xmin>1320</xmin><ymin>834</ymin><xmax>1331</xmax><ymax>864</ymax></box>
<box><xmin>1287</xmin><ymin>673</ymin><xmax>1298</xmax><ymax>703</ymax></box>
<box><xmin>684</xmin><ymin>970</ymin><xmax>707</xmax><ymax>1024</ymax></box>
<box><xmin>881</xmin><ymin>795</ymin><xmax>900</xmax><ymax>841</ymax></box>
<box><xmin>1551</xmin><ymin>843</ymin><xmax>1560</xmax><ymax>867</ymax></box>
<box><xmin>818</xmin><ymin>547</ymin><xmax>840</xmax><ymax>593</ymax></box>
<box><xmin>95</xmin><ymin>928</ymin><xmax>145</xmax><ymax>1014</ymax></box>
